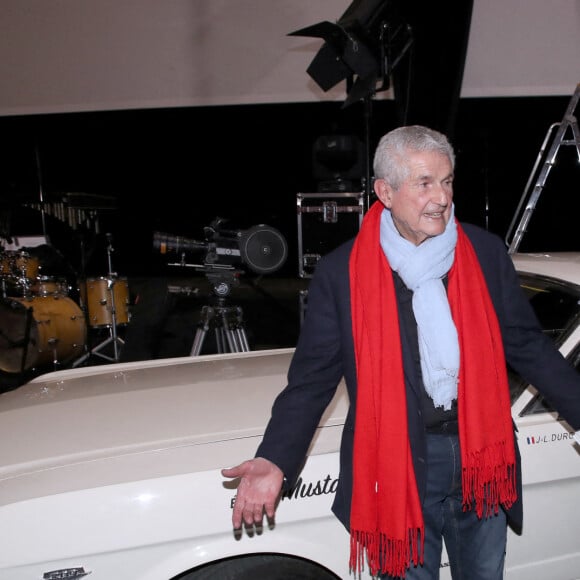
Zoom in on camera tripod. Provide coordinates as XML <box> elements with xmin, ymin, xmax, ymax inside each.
<box><xmin>190</xmin><ymin>270</ymin><xmax>250</xmax><ymax>356</ymax></box>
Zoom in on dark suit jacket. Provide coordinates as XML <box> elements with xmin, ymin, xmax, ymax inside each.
<box><xmin>256</xmin><ymin>222</ymin><xmax>580</xmax><ymax>533</ymax></box>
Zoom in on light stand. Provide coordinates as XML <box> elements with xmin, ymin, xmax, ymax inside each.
<box><xmin>290</xmin><ymin>1</ymin><xmax>414</xmax><ymax>211</ymax></box>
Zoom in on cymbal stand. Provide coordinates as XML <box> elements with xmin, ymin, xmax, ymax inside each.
<box><xmin>73</xmin><ymin>234</ymin><xmax>124</xmax><ymax>367</ymax></box>
<box><xmin>190</xmin><ymin>270</ymin><xmax>250</xmax><ymax>356</ymax></box>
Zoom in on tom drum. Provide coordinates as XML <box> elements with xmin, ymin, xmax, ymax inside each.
<box><xmin>80</xmin><ymin>277</ymin><xmax>130</xmax><ymax>327</ymax></box>
<box><xmin>10</xmin><ymin>250</ymin><xmax>40</xmax><ymax>281</ymax></box>
<box><xmin>0</xmin><ymin>251</ymin><xmax>41</xmax><ymax>297</ymax></box>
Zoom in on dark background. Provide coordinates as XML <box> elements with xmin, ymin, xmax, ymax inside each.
<box><xmin>4</xmin><ymin>0</ymin><xmax>579</xmax><ymax>282</ymax></box>
<box><xmin>2</xmin><ymin>94</ymin><xmax>579</xmax><ymax>282</ymax></box>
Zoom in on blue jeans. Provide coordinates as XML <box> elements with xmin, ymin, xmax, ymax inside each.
<box><xmin>382</xmin><ymin>433</ymin><xmax>507</xmax><ymax>580</ymax></box>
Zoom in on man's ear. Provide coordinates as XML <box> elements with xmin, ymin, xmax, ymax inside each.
<box><xmin>374</xmin><ymin>179</ymin><xmax>393</xmax><ymax>208</ymax></box>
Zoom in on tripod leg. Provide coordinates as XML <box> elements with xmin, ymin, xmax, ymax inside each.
<box><xmin>190</xmin><ymin>327</ymin><xmax>207</xmax><ymax>356</ymax></box>
<box><xmin>232</xmin><ymin>306</ymin><xmax>250</xmax><ymax>352</ymax></box>
<box><xmin>236</xmin><ymin>327</ymin><xmax>250</xmax><ymax>352</ymax></box>
<box><xmin>221</xmin><ymin>323</ymin><xmax>250</xmax><ymax>353</ymax></box>
<box><xmin>190</xmin><ymin>305</ymin><xmax>213</xmax><ymax>356</ymax></box>
<box><xmin>220</xmin><ymin>309</ymin><xmax>247</xmax><ymax>352</ymax></box>
<box><xmin>215</xmin><ymin>327</ymin><xmax>228</xmax><ymax>353</ymax></box>
<box><xmin>223</xmin><ymin>328</ymin><xmax>238</xmax><ymax>352</ymax></box>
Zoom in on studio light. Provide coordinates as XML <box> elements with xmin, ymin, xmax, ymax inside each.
<box><xmin>312</xmin><ymin>134</ymin><xmax>365</xmax><ymax>192</ymax></box>
<box><xmin>289</xmin><ymin>0</ymin><xmax>412</xmax><ymax>107</ymax></box>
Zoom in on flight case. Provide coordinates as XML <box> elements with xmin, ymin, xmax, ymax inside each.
<box><xmin>296</xmin><ymin>192</ymin><xmax>365</xmax><ymax>278</ymax></box>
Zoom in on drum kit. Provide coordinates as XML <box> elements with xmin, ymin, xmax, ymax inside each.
<box><xmin>0</xmin><ymin>239</ymin><xmax>130</xmax><ymax>375</ymax></box>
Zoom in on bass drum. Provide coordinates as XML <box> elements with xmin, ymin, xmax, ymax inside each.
<box><xmin>0</xmin><ymin>295</ymin><xmax>86</xmax><ymax>373</ymax></box>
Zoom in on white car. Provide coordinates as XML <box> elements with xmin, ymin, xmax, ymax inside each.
<box><xmin>1</xmin><ymin>252</ymin><xmax>580</xmax><ymax>580</ymax></box>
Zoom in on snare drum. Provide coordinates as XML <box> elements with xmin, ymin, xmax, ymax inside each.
<box><xmin>0</xmin><ymin>295</ymin><xmax>86</xmax><ymax>373</ymax></box>
<box><xmin>31</xmin><ymin>275</ymin><xmax>69</xmax><ymax>297</ymax></box>
<box><xmin>80</xmin><ymin>276</ymin><xmax>130</xmax><ymax>327</ymax></box>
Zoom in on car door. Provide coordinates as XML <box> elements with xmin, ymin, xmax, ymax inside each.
<box><xmin>505</xmin><ymin>272</ymin><xmax>580</xmax><ymax>580</ymax></box>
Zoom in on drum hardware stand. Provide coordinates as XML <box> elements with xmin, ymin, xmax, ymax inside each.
<box><xmin>34</xmin><ymin>143</ymin><xmax>49</xmax><ymax>242</ymax></box>
<box><xmin>190</xmin><ymin>268</ymin><xmax>250</xmax><ymax>356</ymax></box>
<box><xmin>21</xmin><ymin>307</ymin><xmax>33</xmax><ymax>373</ymax></box>
<box><xmin>506</xmin><ymin>82</ymin><xmax>580</xmax><ymax>254</ymax></box>
<box><xmin>46</xmin><ymin>336</ymin><xmax>68</xmax><ymax>372</ymax></box>
<box><xmin>73</xmin><ymin>234</ymin><xmax>125</xmax><ymax>367</ymax></box>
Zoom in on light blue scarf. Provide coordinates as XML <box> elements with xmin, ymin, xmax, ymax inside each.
<box><xmin>380</xmin><ymin>206</ymin><xmax>459</xmax><ymax>410</ymax></box>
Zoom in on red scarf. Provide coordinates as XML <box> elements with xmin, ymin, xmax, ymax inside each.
<box><xmin>348</xmin><ymin>201</ymin><xmax>516</xmax><ymax>578</ymax></box>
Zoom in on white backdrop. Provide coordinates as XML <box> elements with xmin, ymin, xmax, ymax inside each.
<box><xmin>1</xmin><ymin>0</ymin><xmax>579</xmax><ymax>115</ymax></box>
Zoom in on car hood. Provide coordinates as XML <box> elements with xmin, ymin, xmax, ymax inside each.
<box><xmin>0</xmin><ymin>349</ymin><xmax>348</xmax><ymax>494</ymax></box>
<box><xmin>512</xmin><ymin>251</ymin><xmax>580</xmax><ymax>286</ymax></box>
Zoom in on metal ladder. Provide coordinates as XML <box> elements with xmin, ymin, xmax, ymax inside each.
<box><xmin>506</xmin><ymin>82</ymin><xmax>580</xmax><ymax>254</ymax></box>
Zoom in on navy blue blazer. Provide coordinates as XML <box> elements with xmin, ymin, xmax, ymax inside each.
<box><xmin>257</xmin><ymin>223</ymin><xmax>580</xmax><ymax>533</ymax></box>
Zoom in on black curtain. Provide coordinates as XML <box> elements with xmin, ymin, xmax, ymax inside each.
<box><xmin>392</xmin><ymin>0</ymin><xmax>474</xmax><ymax>139</ymax></box>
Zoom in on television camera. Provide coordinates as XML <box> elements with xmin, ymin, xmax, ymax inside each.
<box><xmin>153</xmin><ymin>218</ymin><xmax>288</xmax><ymax>274</ymax></box>
<box><xmin>153</xmin><ymin>218</ymin><xmax>288</xmax><ymax>295</ymax></box>
<box><xmin>153</xmin><ymin>218</ymin><xmax>289</xmax><ymax>356</ymax></box>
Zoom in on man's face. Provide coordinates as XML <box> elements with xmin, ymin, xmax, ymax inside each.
<box><xmin>374</xmin><ymin>149</ymin><xmax>454</xmax><ymax>245</ymax></box>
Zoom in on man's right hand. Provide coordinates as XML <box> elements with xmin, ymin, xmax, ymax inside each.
<box><xmin>221</xmin><ymin>457</ymin><xmax>284</xmax><ymax>529</ymax></box>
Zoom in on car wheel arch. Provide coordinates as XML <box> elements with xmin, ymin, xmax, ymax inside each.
<box><xmin>171</xmin><ymin>553</ymin><xmax>341</xmax><ymax>580</ymax></box>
